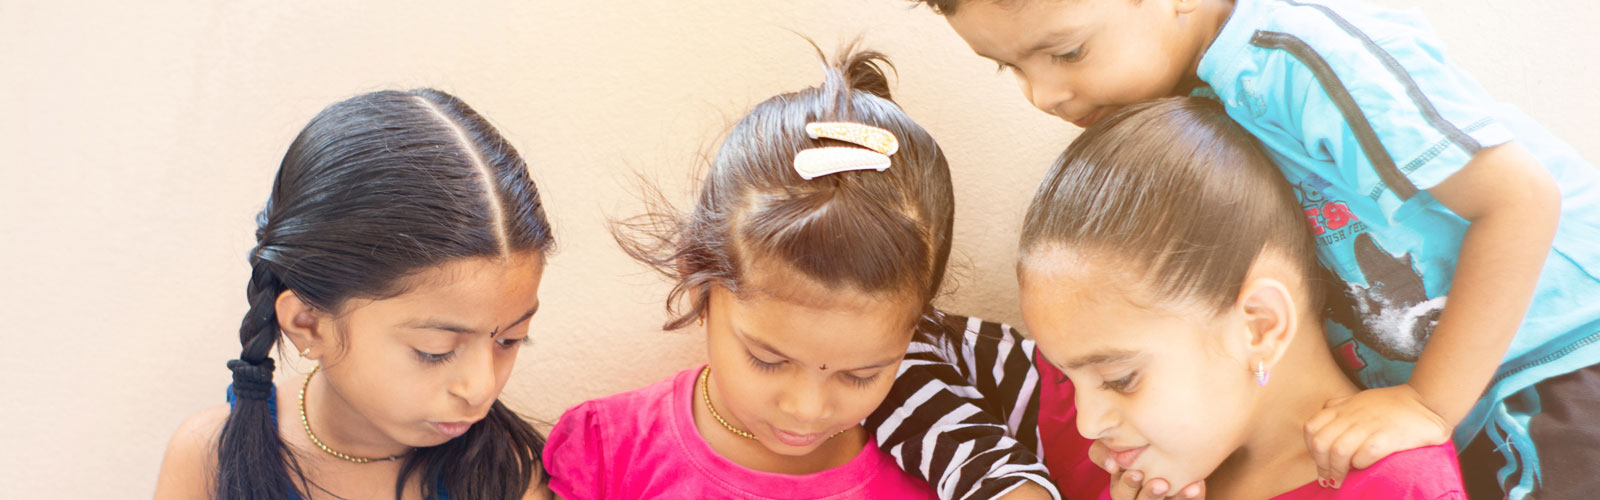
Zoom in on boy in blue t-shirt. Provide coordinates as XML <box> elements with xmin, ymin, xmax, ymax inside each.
<box><xmin>884</xmin><ymin>0</ymin><xmax>1600</xmax><ymax>498</ymax></box>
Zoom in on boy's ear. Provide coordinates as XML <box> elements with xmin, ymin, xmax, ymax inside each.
<box><xmin>277</xmin><ymin>290</ymin><xmax>331</xmax><ymax>360</ymax></box>
<box><xmin>1173</xmin><ymin>0</ymin><xmax>1203</xmax><ymax>15</ymax></box>
<box><xmin>1237</xmin><ymin>276</ymin><xmax>1298</xmax><ymax>369</ymax></box>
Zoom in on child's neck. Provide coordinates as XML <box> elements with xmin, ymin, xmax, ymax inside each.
<box><xmin>1207</xmin><ymin>324</ymin><xmax>1358</xmax><ymax>499</ymax></box>
<box><xmin>1179</xmin><ymin>0</ymin><xmax>1239</xmax><ymax>94</ymax></box>
<box><xmin>694</xmin><ymin>372</ymin><xmax>868</xmax><ymax>475</ymax></box>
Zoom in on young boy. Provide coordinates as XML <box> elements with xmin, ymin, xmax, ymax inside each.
<box><xmin>876</xmin><ymin>0</ymin><xmax>1600</xmax><ymax>498</ymax></box>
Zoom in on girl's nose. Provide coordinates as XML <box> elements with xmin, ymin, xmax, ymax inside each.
<box><xmin>778</xmin><ymin>378</ymin><xmax>829</xmax><ymax>424</ymax></box>
<box><xmin>1074</xmin><ymin>388</ymin><xmax>1117</xmax><ymax>440</ymax></box>
<box><xmin>448</xmin><ymin>346</ymin><xmax>499</xmax><ymax>409</ymax></box>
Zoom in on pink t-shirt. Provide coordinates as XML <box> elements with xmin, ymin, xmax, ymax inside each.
<box><xmin>1088</xmin><ymin>443</ymin><xmax>1465</xmax><ymax>500</ymax></box>
<box><xmin>543</xmin><ymin>366</ymin><xmax>939</xmax><ymax>500</ymax></box>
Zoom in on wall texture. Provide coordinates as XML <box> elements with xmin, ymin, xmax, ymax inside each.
<box><xmin>0</xmin><ymin>1</ymin><xmax>1593</xmax><ymax>496</ymax></box>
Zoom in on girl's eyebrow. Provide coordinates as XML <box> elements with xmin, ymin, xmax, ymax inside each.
<box><xmin>1064</xmin><ymin>348</ymin><xmax>1140</xmax><ymax>370</ymax></box>
<box><xmin>404</xmin><ymin>303</ymin><xmax>540</xmax><ymax>336</ymax></box>
<box><xmin>737</xmin><ymin>329</ymin><xmax>899</xmax><ymax>371</ymax></box>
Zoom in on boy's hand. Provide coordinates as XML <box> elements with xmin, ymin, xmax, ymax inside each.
<box><xmin>1091</xmin><ymin>441</ymin><xmax>1205</xmax><ymax>499</ymax></box>
<box><xmin>1304</xmin><ymin>384</ymin><xmax>1450</xmax><ymax>487</ymax></box>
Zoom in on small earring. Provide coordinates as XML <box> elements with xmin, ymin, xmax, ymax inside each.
<box><xmin>1254</xmin><ymin>360</ymin><xmax>1270</xmax><ymax>386</ymax></box>
<box><xmin>696</xmin><ymin>316</ymin><xmax>704</xmax><ymax>327</ymax></box>
<box><xmin>300</xmin><ymin>346</ymin><xmax>312</xmax><ymax>357</ymax></box>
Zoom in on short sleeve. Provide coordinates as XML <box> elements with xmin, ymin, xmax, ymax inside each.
<box><xmin>541</xmin><ymin>401</ymin><xmax>608</xmax><ymax>500</ymax></box>
<box><xmin>1246</xmin><ymin>5</ymin><xmax>1513</xmax><ymax>199</ymax></box>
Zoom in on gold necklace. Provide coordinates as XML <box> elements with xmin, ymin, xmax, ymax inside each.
<box><xmin>299</xmin><ymin>365</ymin><xmax>409</xmax><ymax>463</ymax></box>
<box><xmin>699</xmin><ymin>366</ymin><xmax>758</xmax><ymax>440</ymax></box>
<box><xmin>698</xmin><ymin>366</ymin><xmax>849</xmax><ymax>442</ymax></box>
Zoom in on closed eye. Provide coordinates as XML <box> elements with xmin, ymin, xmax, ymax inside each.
<box><xmin>414</xmin><ymin>349</ymin><xmax>455</xmax><ymax>365</ymax></box>
<box><xmin>1051</xmin><ymin>47</ymin><xmax>1085</xmax><ymax>64</ymax></box>
<box><xmin>1101</xmin><ymin>372</ymin><xmax>1138</xmax><ymax>393</ymax></box>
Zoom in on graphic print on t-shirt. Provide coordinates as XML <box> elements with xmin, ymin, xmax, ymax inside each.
<box><xmin>1323</xmin><ymin>232</ymin><xmax>1446</xmax><ymax>362</ymax></box>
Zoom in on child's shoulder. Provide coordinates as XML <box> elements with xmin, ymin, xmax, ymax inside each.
<box><xmin>1340</xmin><ymin>443</ymin><xmax>1466</xmax><ymax>498</ymax></box>
<box><xmin>548</xmin><ymin>367</ymin><xmax>695</xmax><ymax>445</ymax></box>
<box><xmin>154</xmin><ymin>403</ymin><xmax>230</xmax><ymax>499</ymax></box>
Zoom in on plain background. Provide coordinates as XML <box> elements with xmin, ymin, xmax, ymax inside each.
<box><xmin>1</xmin><ymin>0</ymin><xmax>1594</xmax><ymax>497</ymax></box>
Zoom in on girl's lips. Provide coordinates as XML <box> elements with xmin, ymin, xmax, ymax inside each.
<box><xmin>430</xmin><ymin>421</ymin><xmax>474</xmax><ymax>438</ymax></box>
<box><xmin>772</xmin><ymin>428</ymin><xmax>823</xmax><ymax>447</ymax></box>
<box><xmin>1113</xmin><ymin>445</ymin><xmax>1147</xmax><ymax>469</ymax></box>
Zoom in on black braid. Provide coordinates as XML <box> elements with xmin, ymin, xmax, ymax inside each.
<box><xmin>215</xmin><ymin>261</ymin><xmax>306</xmax><ymax>499</ymax></box>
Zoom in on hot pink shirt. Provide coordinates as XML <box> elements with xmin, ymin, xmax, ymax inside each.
<box><xmin>543</xmin><ymin>366</ymin><xmax>939</xmax><ymax>500</ymax></box>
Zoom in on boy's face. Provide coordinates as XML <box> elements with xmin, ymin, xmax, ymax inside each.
<box><xmin>946</xmin><ymin>0</ymin><xmax>1207</xmax><ymax>127</ymax></box>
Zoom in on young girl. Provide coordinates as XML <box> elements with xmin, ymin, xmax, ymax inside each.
<box><xmin>154</xmin><ymin>89</ymin><xmax>555</xmax><ymax>500</ymax></box>
<box><xmin>540</xmin><ymin>46</ymin><xmax>947</xmax><ymax>499</ymax></box>
<box><xmin>1018</xmin><ymin>97</ymin><xmax>1465</xmax><ymax>499</ymax></box>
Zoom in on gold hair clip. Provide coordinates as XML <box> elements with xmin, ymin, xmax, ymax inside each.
<box><xmin>793</xmin><ymin>122</ymin><xmax>898</xmax><ymax>180</ymax></box>
<box><xmin>805</xmin><ymin>122</ymin><xmax>899</xmax><ymax>155</ymax></box>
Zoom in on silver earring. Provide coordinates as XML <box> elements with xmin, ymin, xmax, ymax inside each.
<box><xmin>300</xmin><ymin>346</ymin><xmax>312</xmax><ymax>357</ymax></box>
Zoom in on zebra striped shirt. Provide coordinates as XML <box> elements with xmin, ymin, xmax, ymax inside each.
<box><xmin>867</xmin><ymin>312</ymin><xmax>1062</xmax><ymax>500</ymax></box>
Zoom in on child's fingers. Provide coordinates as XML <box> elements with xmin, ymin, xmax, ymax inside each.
<box><xmin>1305</xmin><ymin>410</ymin><xmax>1347</xmax><ymax>484</ymax></box>
<box><xmin>1109</xmin><ymin>469</ymin><xmax>1143</xmax><ymax>500</ymax></box>
<box><xmin>1089</xmin><ymin>440</ymin><xmax>1116</xmax><ymax>473</ymax></box>
<box><xmin>1322</xmin><ymin>394</ymin><xmax>1352</xmax><ymax>408</ymax></box>
<box><xmin>1179</xmin><ymin>481</ymin><xmax>1205</xmax><ymax>499</ymax></box>
<box><xmin>1139</xmin><ymin>478</ymin><xmax>1170</xmax><ymax>499</ymax></box>
<box><xmin>1303</xmin><ymin>407</ymin><xmax>1336</xmax><ymax>437</ymax></box>
<box><xmin>1325</xmin><ymin>423</ymin><xmax>1372</xmax><ymax>487</ymax></box>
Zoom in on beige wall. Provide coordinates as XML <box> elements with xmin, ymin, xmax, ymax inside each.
<box><xmin>1</xmin><ymin>0</ymin><xmax>1593</xmax><ymax>496</ymax></box>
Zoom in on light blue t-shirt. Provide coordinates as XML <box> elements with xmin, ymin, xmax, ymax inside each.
<box><xmin>1196</xmin><ymin>0</ymin><xmax>1600</xmax><ymax>494</ymax></box>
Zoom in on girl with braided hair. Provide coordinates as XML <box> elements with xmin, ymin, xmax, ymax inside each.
<box><xmin>154</xmin><ymin>89</ymin><xmax>555</xmax><ymax>500</ymax></box>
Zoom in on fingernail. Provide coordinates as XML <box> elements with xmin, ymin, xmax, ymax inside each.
<box><xmin>1317</xmin><ymin>478</ymin><xmax>1329</xmax><ymax>488</ymax></box>
<box><xmin>1330</xmin><ymin>478</ymin><xmax>1342</xmax><ymax>489</ymax></box>
<box><xmin>1128</xmin><ymin>471</ymin><xmax>1143</xmax><ymax>483</ymax></box>
<box><xmin>1105</xmin><ymin>458</ymin><xmax>1118</xmax><ymax>473</ymax></box>
<box><xmin>1151</xmin><ymin>482</ymin><xmax>1168</xmax><ymax>496</ymax></box>
<box><xmin>1184</xmin><ymin>484</ymin><xmax>1201</xmax><ymax>498</ymax></box>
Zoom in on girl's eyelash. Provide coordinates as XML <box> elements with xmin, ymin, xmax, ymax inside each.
<box><xmin>414</xmin><ymin>349</ymin><xmax>455</xmax><ymax>365</ymax></box>
<box><xmin>747</xmin><ymin>352</ymin><xmax>783</xmax><ymax>372</ymax></box>
<box><xmin>1101</xmin><ymin>372</ymin><xmax>1138</xmax><ymax>393</ymax></box>
<box><xmin>495</xmin><ymin>337</ymin><xmax>532</xmax><ymax>349</ymax></box>
<box><xmin>1051</xmin><ymin>48</ymin><xmax>1085</xmax><ymax>64</ymax></box>
<box><xmin>995</xmin><ymin>62</ymin><xmax>1013</xmax><ymax>74</ymax></box>
<box><xmin>843</xmin><ymin>372</ymin><xmax>878</xmax><ymax>389</ymax></box>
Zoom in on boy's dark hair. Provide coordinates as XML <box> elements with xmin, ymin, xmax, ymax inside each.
<box><xmin>615</xmin><ymin>42</ymin><xmax>955</xmax><ymax>329</ymax></box>
<box><xmin>1019</xmin><ymin>97</ymin><xmax>1322</xmax><ymax>312</ymax></box>
<box><xmin>219</xmin><ymin>89</ymin><xmax>553</xmax><ymax>500</ymax></box>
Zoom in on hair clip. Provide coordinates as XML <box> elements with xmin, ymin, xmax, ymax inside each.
<box><xmin>793</xmin><ymin>122</ymin><xmax>898</xmax><ymax>179</ymax></box>
<box><xmin>804</xmin><ymin>122</ymin><xmax>898</xmax><ymax>155</ymax></box>
<box><xmin>793</xmin><ymin>147</ymin><xmax>890</xmax><ymax>179</ymax></box>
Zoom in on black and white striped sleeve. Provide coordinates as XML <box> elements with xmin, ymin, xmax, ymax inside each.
<box><xmin>867</xmin><ymin>313</ymin><xmax>1060</xmax><ymax>500</ymax></box>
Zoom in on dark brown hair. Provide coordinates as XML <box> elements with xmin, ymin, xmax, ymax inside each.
<box><xmin>1019</xmin><ymin>97</ymin><xmax>1320</xmax><ymax>313</ymax></box>
<box><xmin>615</xmin><ymin>43</ymin><xmax>954</xmax><ymax>330</ymax></box>
<box><xmin>220</xmin><ymin>89</ymin><xmax>551</xmax><ymax>499</ymax></box>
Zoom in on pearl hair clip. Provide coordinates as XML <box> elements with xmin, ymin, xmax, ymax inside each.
<box><xmin>792</xmin><ymin>122</ymin><xmax>899</xmax><ymax>180</ymax></box>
